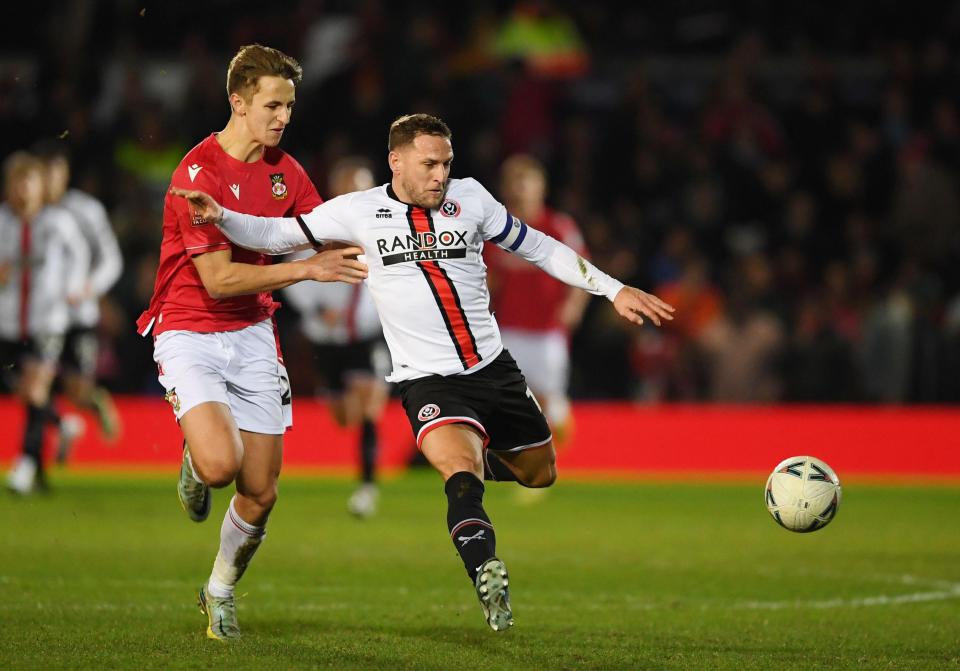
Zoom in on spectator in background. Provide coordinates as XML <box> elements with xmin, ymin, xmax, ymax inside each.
<box><xmin>652</xmin><ymin>253</ymin><xmax>723</xmax><ymax>400</ymax></box>
<box><xmin>283</xmin><ymin>157</ymin><xmax>391</xmax><ymax>519</ymax></box>
<box><xmin>698</xmin><ymin>253</ymin><xmax>785</xmax><ymax>402</ymax></box>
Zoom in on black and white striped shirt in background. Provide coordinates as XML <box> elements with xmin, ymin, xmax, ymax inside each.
<box><xmin>0</xmin><ymin>203</ymin><xmax>90</xmax><ymax>342</ymax></box>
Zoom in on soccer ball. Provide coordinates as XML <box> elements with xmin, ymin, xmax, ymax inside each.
<box><xmin>765</xmin><ymin>456</ymin><xmax>841</xmax><ymax>532</ymax></box>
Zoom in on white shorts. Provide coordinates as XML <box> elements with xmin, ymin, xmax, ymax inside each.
<box><xmin>500</xmin><ymin>328</ymin><xmax>570</xmax><ymax>425</ymax></box>
<box><xmin>153</xmin><ymin>319</ymin><xmax>291</xmax><ymax>434</ymax></box>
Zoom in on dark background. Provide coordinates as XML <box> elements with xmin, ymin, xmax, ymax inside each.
<box><xmin>4</xmin><ymin>0</ymin><xmax>960</xmax><ymax>403</ymax></box>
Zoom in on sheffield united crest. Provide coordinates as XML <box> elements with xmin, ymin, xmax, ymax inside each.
<box><xmin>270</xmin><ymin>173</ymin><xmax>288</xmax><ymax>200</ymax></box>
<box><xmin>417</xmin><ymin>403</ymin><xmax>440</xmax><ymax>421</ymax></box>
<box><xmin>440</xmin><ymin>199</ymin><xmax>461</xmax><ymax>217</ymax></box>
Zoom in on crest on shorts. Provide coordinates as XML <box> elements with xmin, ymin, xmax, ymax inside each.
<box><xmin>439</xmin><ymin>199</ymin><xmax>460</xmax><ymax>218</ymax></box>
<box><xmin>417</xmin><ymin>403</ymin><xmax>440</xmax><ymax>421</ymax></box>
<box><xmin>270</xmin><ymin>173</ymin><xmax>288</xmax><ymax>200</ymax></box>
<box><xmin>164</xmin><ymin>388</ymin><xmax>181</xmax><ymax>414</ymax></box>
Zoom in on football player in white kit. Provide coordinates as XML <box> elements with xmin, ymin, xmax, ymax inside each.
<box><xmin>172</xmin><ymin>114</ymin><xmax>675</xmax><ymax>633</ymax></box>
<box><xmin>34</xmin><ymin>141</ymin><xmax>124</xmax><ymax>458</ymax></box>
<box><xmin>1</xmin><ymin>152</ymin><xmax>90</xmax><ymax>494</ymax></box>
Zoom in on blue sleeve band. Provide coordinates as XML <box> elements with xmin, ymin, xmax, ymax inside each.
<box><xmin>490</xmin><ymin>212</ymin><xmax>513</xmax><ymax>244</ymax></box>
<box><xmin>508</xmin><ymin>220</ymin><xmax>528</xmax><ymax>251</ymax></box>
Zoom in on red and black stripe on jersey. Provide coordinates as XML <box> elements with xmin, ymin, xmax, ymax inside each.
<box><xmin>406</xmin><ymin>205</ymin><xmax>481</xmax><ymax>370</ymax></box>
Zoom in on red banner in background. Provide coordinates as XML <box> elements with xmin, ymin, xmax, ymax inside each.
<box><xmin>0</xmin><ymin>397</ymin><xmax>957</xmax><ymax>477</ymax></box>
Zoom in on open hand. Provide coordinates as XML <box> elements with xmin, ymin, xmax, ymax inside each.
<box><xmin>612</xmin><ymin>286</ymin><xmax>675</xmax><ymax>327</ymax></box>
<box><xmin>299</xmin><ymin>246</ymin><xmax>368</xmax><ymax>284</ymax></box>
<box><xmin>170</xmin><ymin>187</ymin><xmax>224</xmax><ymax>224</ymax></box>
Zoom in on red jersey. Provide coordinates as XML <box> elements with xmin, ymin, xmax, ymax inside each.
<box><xmin>136</xmin><ymin>134</ymin><xmax>322</xmax><ymax>336</ymax></box>
<box><xmin>483</xmin><ymin>207</ymin><xmax>586</xmax><ymax>333</ymax></box>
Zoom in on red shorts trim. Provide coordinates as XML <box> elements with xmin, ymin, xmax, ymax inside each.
<box><xmin>417</xmin><ymin>417</ymin><xmax>490</xmax><ymax>450</ymax></box>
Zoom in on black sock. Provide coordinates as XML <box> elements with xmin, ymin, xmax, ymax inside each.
<box><xmin>43</xmin><ymin>401</ymin><xmax>61</xmax><ymax>427</ymax></box>
<box><xmin>23</xmin><ymin>404</ymin><xmax>46</xmax><ymax>474</ymax></box>
<box><xmin>483</xmin><ymin>450</ymin><xmax>518</xmax><ymax>482</ymax></box>
<box><xmin>445</xmin><ymin>471</ymin><xmax>497</xmax><ymax>581</ymax></box>
<box><xmin>360</xmin><ymin>419</ymin><xmax>377</xmax><ymax>484</ymax></box>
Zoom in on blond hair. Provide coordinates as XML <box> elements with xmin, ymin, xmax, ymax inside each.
<box><xmin>3</xmin><ymin>151</ymin><xmax>42</xmax><ymax>186</ymax></box>
<box><xmin>226</xmin><ymin>44</ymin><xmax>303</xmax><ymax>99</ymax></box>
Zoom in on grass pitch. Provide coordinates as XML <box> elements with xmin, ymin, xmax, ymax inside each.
<box><xmin>1</xmin><ymin>469</ymin><xmax>958</xmax><ymax>670</ymax></box>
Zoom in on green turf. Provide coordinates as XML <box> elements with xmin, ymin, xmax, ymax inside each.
<box><xmin>1</xmin><ymin>470</ymin><xmax>958</xmax><ymax>670</ymax></box>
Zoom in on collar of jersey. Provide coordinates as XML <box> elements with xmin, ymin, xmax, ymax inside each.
<box><xmin>386</xmin><ymin>182</ymin><xmax>414</xmax><ymax>206</ymax></box>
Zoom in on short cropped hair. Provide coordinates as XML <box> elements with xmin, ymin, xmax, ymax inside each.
<box><xmin>388</xmin><ymin>114</ymin><xmax>452</xmax><ymax>151</ymax></box>
<box><xmin>226</xmin><ymin>44</ymin><xmax>303</xmax><ymax>99</ymax></box>
<box><xmin>501</xmin><ymin>154</ymin><xmax>546</xmax><ymax>180</ymax></box>
<box><xmin>31</xmin><ymin>138</ymin><xmax>70</xmax><ymax>164</ymax></box>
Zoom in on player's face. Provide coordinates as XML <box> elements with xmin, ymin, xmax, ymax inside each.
<box><xmin>330</xmin><ymin>166</ymin><xmax>375</xmax><ymax>198</ymax></box>
<box><xmin>392</xmin><ymin>134</ymin><xmax>453</xmax><ymax>209</ymax></box>
<box><xmin>44</xmin><ymin>158</ymin><xmax>69</xmax><ymax>203</ymax></box>
<box><xmin>501</xmin><ymin>165</ymin><xmax>545</xmax><ymax>213</ymax></box>
<box><xmin>6</xmin><ymin>168</ymin><xmax>44</xmax><ymax>213</ymax></box>
<box><xmin>237</xmin><ymin>76</ymin><xmax>296</xmax><ymax>147</ymax></box>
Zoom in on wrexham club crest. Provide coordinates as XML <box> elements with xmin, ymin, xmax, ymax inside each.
<box><xmin>270</xmin><ymin>173</ymin><xmax>288</xmax><ymax>200</ymax></box>
<box><xmin>164</xmin><ymin>388</ymin><xmax>181</xmax><ymax>414</ymax></box>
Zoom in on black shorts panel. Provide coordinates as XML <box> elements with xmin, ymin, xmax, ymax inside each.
<box><xmin>398</xmin><ymin>349</ymin><xmax>551</xmax><ymax>452</ymax></box>
<box><xmin>0</xmin><ymin>336</ymin><xmax>64</xmax><ymax>392</ymax></box>
<box><xmin>312</xmin><ymin>339</ymin><xmax>379</xmax><ymax>394</ymax></box>
<box><xmin>61</xmin><ymin>327</ymin><xmax>98</xmax><ymax>377</ymax></box>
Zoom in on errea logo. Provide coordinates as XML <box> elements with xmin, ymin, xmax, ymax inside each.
<box><xmin>376</xmin><ymin>208</ymin><xmax>393</xmax><ymax>219</ymax></box>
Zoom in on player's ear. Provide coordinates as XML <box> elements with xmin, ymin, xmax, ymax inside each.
<box><xmin>229</xmin><ymin>91</ymin><xmax>246</xmax><ymax>117</ymax></box>
<box><xmin>388</xmin><ymin>150</ymin><xmax>401</xmax><ymax>174</ymax></box>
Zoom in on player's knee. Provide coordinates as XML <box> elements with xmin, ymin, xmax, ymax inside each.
<box><xmin>245</xmin><ymin>483</ymin><xmax>278</xmax><ymax>512</ymax></box>
<box><xmin>523</xmin><ymin>463</ymin><xmax>557</xmax><ymax>488</ymax></box>
<box><xmin>449</xmin><ymin>456</ymin><xmax>484</xmax><ymax>480</ymax></box>
<box><xmin>519</xmin><ymin>447</ymin><xmax>558</xmax><ymax>488</ymax></box>
<box><xmin>194</xmin><ymin>457</ymin><xmax>239</xmax><ymax>488</ymax></box>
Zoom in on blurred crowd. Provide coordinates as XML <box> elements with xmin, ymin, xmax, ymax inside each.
<box><xmin>3</xmin><ymin>0</ymin><xmax>959</xmax><ymax>403</ymax></box>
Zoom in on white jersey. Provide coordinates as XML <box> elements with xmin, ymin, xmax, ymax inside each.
<box><xmin>59</xmin><ymin>189</ymin><xmax>123</xmax><ymax>328</ymax></box>
<box><xmin>282</xmin><ymin>251</ymin><xmax>382</xmax><ymax>344</ymax></box>
<box><xmin>219</xmin><ymin>178</ymin><xmax>624</xmax><ymax>382</ymax></box>
<box><xmin>0</xmin><ymin>203</ymin><xmax>90</xmax><ymax>340</ymax></box>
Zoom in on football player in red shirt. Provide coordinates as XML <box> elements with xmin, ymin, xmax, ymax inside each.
<box><xmin>136</xmin><ymin>44</ymin><xmax>367</xmax><ymax>641</ymax></box>
<box><xmin>484</xmin><ymin>155</ymin><xmax>590</xmax><ymax>449</ymax></box>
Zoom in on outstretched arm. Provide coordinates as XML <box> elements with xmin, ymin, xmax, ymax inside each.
<box><xmin>492</xmin><ymin>217</ymin><xmax>674</xmax><ymax>327</ymax></box>
<box><xmin>171</xmin><ymin>187</ymin><xmax>327</xmax><ymax>255</ymax></box>
<box><xmin>169</xmin><ymin>188</ymin><xmax>367</xmax><ymax>294</ymax></box>
<box><xmin>191</xmin><ymin>247</ymin><xmax>367</xmax><ymax>298</ymax></box>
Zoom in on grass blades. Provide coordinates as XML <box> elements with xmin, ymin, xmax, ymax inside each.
<box><xmin>1</xmin><ymin>470</ymin><xmax>958</xmax><ymax>670</ymax></box>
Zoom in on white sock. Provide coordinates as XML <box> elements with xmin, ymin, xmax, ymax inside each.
<box><xmin>207</xmin><ymin>496</ymin><xmax>265</xmax><ymax>598</ymax></box>
<box><xmin>185</xmin><ymin>448</ymin><xmax>203</xmax><ymax>483</ymax></box>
